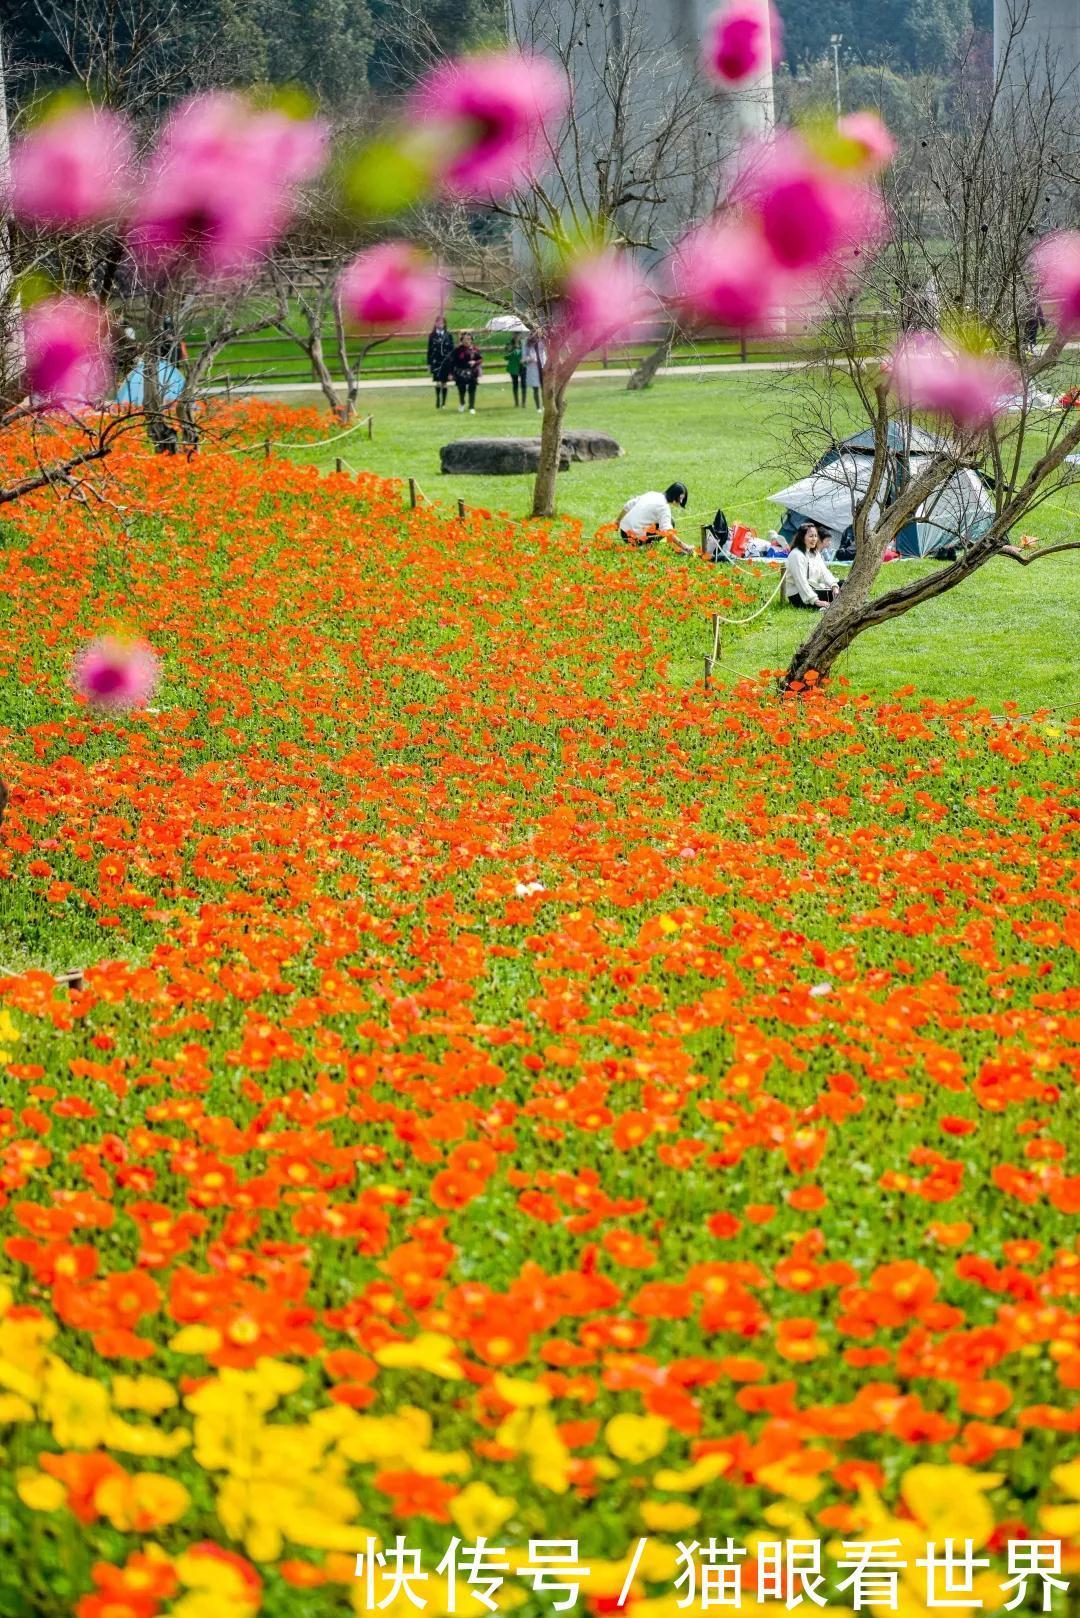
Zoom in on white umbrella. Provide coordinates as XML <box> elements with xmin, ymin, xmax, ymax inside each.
<box><xmin>485</xmin><ymin>314</ymin><xmax>528</xmax><ymax>333</ymax></box>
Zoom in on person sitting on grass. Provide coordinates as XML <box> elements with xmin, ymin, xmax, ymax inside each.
<box><xmin>618</xmin><ymin>483</ymin><xmax>694</xmax><ymax>553</ymax></box>
<box><xmin>782</xmin><ymin>522</ymin><xmax>841</xmax><ymax>609</ymax></box>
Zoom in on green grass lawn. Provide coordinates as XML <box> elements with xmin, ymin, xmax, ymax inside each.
<box><xmin>265</xmin><ymin>371</ymin><xmax>1080</xmax><ymax>714</ymax></box>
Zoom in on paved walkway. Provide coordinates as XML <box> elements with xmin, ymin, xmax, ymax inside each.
<box><xmin>209</xmin><ymin>357</ymin><xmax>806</xmax><ymax>397</ymax></box>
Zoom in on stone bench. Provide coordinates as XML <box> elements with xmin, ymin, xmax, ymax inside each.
<box><xmin>439</xmin><ymin>430</ymin><xmax>622</xmax><ymax>475</ymax></box>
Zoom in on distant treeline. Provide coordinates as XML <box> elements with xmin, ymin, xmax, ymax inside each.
<box><xmin>1</xmin><ymin>0</ymin><xmax>504</xmax><ymax>112</ymax></box>
<box><xmin>777</xmin><ymin>0</ymin><xmax>993</xmax><ymax>75</ymax></box>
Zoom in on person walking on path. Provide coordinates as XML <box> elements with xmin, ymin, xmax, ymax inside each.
<box><xmin>427</xmin><ymin>316</ymin><xmax>454</xmax><ymax>408</ymax></box>
<box><xmin>453</xmin><ymin>331</ymin><xmax>483</xmax><ymax>413</ymax></box>
<box><xmin>522</xmin><ymin>330</ymin><xmax>545</xmax><ymax>411</ymax></box>
<box><xmin>505</xmin><ymin>334</ymin><xmax>526</xmax><ymax>406</ymax></box>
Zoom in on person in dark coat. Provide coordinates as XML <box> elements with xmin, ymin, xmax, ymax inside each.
<box><xmin>452</xmin><ymin>332</ymin><xmax>483</xmax><ymax>413</ymax></box>
<box><xmin>427</xmin><ymin>316</ymin><xmax>454</xmax><ymax>408</ymax></box>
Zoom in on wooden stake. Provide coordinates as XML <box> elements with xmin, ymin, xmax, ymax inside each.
<box><xmin>408</xmin><ymin>477</ymin><xmax>418</xmax><ymax>508</ymax></box>
<box><xmin>367</xmin><ymin>415</ymin><xmax>374</xmax><ymax>439</ymax></box>
<box><xmin>263</xmin><ymin>438</ymin><xmax>271</xmax><ymax>460</ymax></box>
<box><xmin>335</xmin><ymin>457</ymin><xmax>344</xmax><ymax>474</ymax></box>
<box><xmin>700</xmin><ymin>524</ymin><xmax>709</xmax><ymax>556</ymax></box>
<box><xmin>457</xmin><ymin>498</ymin><xmax>466</xmax><ymax>519</ymax></box>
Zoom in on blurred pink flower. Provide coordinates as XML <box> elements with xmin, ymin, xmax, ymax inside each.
<box><xmin>9</xmin><ymin>104</ymin><xmax>132</xmax><ymax>228</ymax></box>
<box><xmin>703</xmin><ymin>0</ymin><xmax>781</xmax><ymax>86</ymax></box>
<box><xmin>411</xmin><ymin>52</ymin><xmax>567</xmax><ymax>198</ymax></box>
<box><xmin>127</xmin><ymin>94</ymin><xmax>326</xmax><ymax>277</ymax></box>
<box><xmin>737</xmin><ymin>133</ymin><xmax>885</xmax><ymax>274</ymax></box>
<box><xmin>1031</xmin><ymin>231</ymin><xmax>1080</xmax><ymax>336</ymax></box>
<box><xmin>887</xmin><ymin>332</ymin><xmax>1019</xmax><ymax>432</ymax></box>
<box><xmin>837</xmin><ymin>110</ymin><xmax>896</xmax><ymax>173</ymax></box>
<box><xmin>669</xmin><ymin>219</ymin><xmax>784</xmax><ymax>330</ymax></box>
<box><xmin>556</xmin><ymin>249</ymin><xmax>654</xmax><ymax>356</ymax></box>
<box><xmin>72</xmin><ymin>637</ymin><xmax>161</xmax><ymax>711</ymax></box>
<box><xmin>339</xmin><ymin>243</ymin><xmax>444</xmax><ymax>329</ymax></box>
<box><xmin>24</xmin><ymin>296</ymin><xmax>111</xmax><ymax>408</ymax></box>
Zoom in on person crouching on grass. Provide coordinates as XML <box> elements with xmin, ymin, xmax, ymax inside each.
<box><xmin>782</xmin><ymin>522</ymin><xmax>841</xmax><ymax>608</ymax></box>
<box><xmin>618</xmin><ymin>483</ymin><xmax>694</xmax><ymax>554</ymax></box>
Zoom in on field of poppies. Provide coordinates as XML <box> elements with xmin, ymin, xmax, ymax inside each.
<box><xmin>0</xmin><ymin>404</ymin><xmax>1079</xmax><ymax>1618</ymax></box>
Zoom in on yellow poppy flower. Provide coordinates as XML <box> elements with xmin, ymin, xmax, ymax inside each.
<box><xmin>605</xmin><ymin>1413</ymin><xmax>669</xmax><ymax>1463</ymax></box>
<box><xmin>16</xmin><ymin>1470</ymin><xmax>66</xmax><ymax>1512</ymax></box>
<box><xmin>641</xmin><ymin>1499</ymin><xmax>700</xmax><ymax>1531</ymax></box>
<box><xmin>900</xmin><ymin>1463</ymin><xmax>1001</xmax><ymax>1549</ymax></box>
<box><xmin>450</xmin><ymin>1481</ymin><xmax>517</xmax><ymax>1540</ymax></box>
<box><xmin>375</xmin><ymin>1332</ymin><xmax>463</xmax><ymax>1380</ymax></box>
<box><xmin>111</xmin><ymin>1374</ymin><xmax>178</xmax><ymax>1414</ymax></box>
<box><xmin>95</xmin><ymin>1471</ymin><xmax>191</xmax><ymax>1531</ymax></box>
<box><xmin>653</xmin><ymin>1453</ymin><xmax>730</xmax><ymax>1491</ymax></box>
<box><xmin>41</xmin><ymin>1360</ymin><xmax>111</xmax><ymax>1449</ymax></box>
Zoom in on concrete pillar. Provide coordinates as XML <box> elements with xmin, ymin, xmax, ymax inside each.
<box><xmin>994</xmin><ymin>0</ymin><xmax>1080</xmax><ymax>98</ymax></box>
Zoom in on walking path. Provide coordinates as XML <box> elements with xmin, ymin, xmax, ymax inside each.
<box><xmin>209</xmin><ymin>357</ymin><xmax>806</xmax><ymax>397</ymax></box>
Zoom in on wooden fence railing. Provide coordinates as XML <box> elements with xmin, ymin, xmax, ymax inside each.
<box><xmin>189</xmin><ymin>310</ymin><xmax>897</xmax><ymax>391</ymax></box>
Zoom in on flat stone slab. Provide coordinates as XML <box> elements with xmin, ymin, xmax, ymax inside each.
<box><xmin>440</xmin><ymin>437</ymin><xmax>570</xmax><ymax>475</ymax></box>
<box><xmin>562</xmin><ymin>429</ymin><xmax>623</xmax><ymax>461</ymax></box>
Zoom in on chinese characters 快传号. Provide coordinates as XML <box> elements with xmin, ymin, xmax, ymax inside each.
<box><xmin>354</xmin><ymin>1535</ymin><xmax>1070</xmax><ymax>1611</ymax></box>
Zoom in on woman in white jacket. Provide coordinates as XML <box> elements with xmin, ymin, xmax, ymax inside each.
<box><xmin>783</xmin><ymin>523</ymin><xmax>841</xmax><ymax>609</ymax></box>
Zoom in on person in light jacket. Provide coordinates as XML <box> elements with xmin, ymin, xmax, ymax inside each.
<box><xmin>783</xmin><ymin>522</ymin><xmax>842</xmax><ymax>608</ymax></box>
<box><xmin>522</xmin><ymin>330</ymin><xmax>545</xmax><ymax>410</ymax></box>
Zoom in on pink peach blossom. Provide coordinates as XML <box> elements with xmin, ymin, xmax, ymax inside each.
<box><xmin>669</xmin><ymin>218</ymin><xmax>785</xmax><ymax>330</ymax></box>
<box><xmin>72</xmin><ymin>636</ymin><xmax>161</xmax><ymax>711</ymax></box>
<box><xmin>749</xmin><ymin>138</ymin><xmax>884</xmax><ymax>272</ymax></box>
<box><xmin>411</xmin><ymin>52</ymin><xmax>567</xmax><ymax>199</ymax></box>
<box><xmin>887</xmin><ymin>332</ymin><xmax>1019</xmax><ymax>433</ymax></box>
<box><xmin>23</xmin><ymin>296</ymin><xmax>110</xmax><ymax>408</ymax></box>
<box><xmin>339</xmin><ymin>243</ymin><xmax>444</xmax><ymax>329</ymax></box>
<box><xmin>703</xmin><ymin>0</ymin><xmax>781</xmax><ymax>86</ymax></box>
<box><xmin>127</xmin><ymin>94</ymin><xmax>326</xmax><ymax>277</ymax></box>
<box><xmin>556</xmin><ymin>249</ymin><xmax>654</xmax><ymax>355</ymax></box>
<box><xmin>9</xmin><ymin>104</ymin><xmax>132</xmax><ymax>228</ymax></box>
<box><xmin>1031</xmin><ymin>231</ymin><xmax>1080</xmax><ymax>336</ymax></box>
<box><xmin>837</xmin><ymin>110</ymin><xmax>897</xmax><ymax>174</ymax></box>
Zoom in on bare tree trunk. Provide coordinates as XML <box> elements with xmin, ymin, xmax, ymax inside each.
<box><xmin>530</xmin><ymin>374</ymin><xmax>567</xmax><ymax>518</ymax></box>
<box><xmin>138</xmin><ymin>292</ymin><xmax>178</xmax><ymax>454</ymax></box>
<box><xmin>307</xmin><ymin>330</ymin><xmax>349</xmax><ymax>423</ymax></box>
<box><xmin>626</xmin><ymin>323</ymin><xmax>675</xmax><ymax>391</ymax></box>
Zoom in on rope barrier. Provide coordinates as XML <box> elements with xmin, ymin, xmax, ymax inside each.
<box><xmin>712</xmin><ymin>575</ymin><xmax>785</xmax><ymax>628</ymax></box>
<box><xmin>209</xmin><ymin>413</ymin><xmax>373</xmax><ymax>456</ymax></box>
<box><xmin>703</xmin><ymin>573</ymin><xmax>785</xmax><ymax>687</ymax></box>
<box><xmin>268</xmin><ymin>414</ymin><xmax>373</xmax><ymax>451</ymax></box>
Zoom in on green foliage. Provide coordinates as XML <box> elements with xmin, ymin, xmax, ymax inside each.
<box><xmin>368</xmin><ymin>0</ymin><xmax>507</xmax><ymax>88</ymax></box>
<box><xmin>2</xmin><ymin>0</ymin><xmax>505</xmax><ymax>111</ymax></box>
<box><xmin>775</xmin><ymin>0</ymin><xmax>982</xmax><ymax>74</ymax></box>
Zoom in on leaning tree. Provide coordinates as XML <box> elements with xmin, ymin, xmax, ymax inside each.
<box><xmin>781</xmin><ymin>29</ymin><xmax>1080</xmax><ymax>688</ymax></box>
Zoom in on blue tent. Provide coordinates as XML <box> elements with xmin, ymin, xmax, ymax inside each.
<box><xmin>116</xmin><ymin>360</ymin><xmax>185</xmax><ymax>407</ymax></box>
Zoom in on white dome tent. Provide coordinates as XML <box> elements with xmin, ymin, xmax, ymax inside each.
<box><xmin>768</xmin><ymin>424</ymin><xmax>997</xmax><ymax>559</ymax></box>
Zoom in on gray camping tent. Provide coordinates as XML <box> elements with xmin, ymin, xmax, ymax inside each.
<box><xmin>768</xmin><ymin>425</ymin><xmax>996</xmax><ymax>557</ymax></box>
